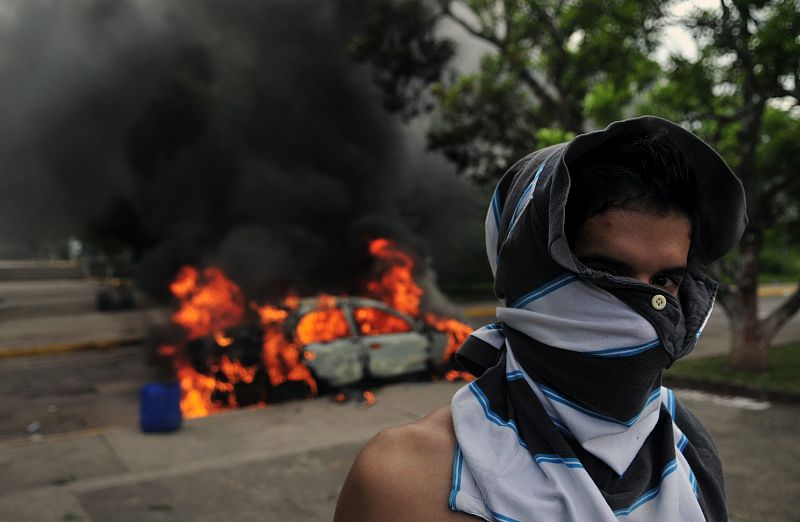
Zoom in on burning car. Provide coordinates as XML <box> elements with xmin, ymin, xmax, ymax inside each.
<box><xmin>161</xmin><ymin>238</ymin><xmax>474</xmax><ymax>418</ymax></box>
<box><xmin>289</xmin><ymin>296</ymin><xmax>449</xmax><ymax>387</ymax></box>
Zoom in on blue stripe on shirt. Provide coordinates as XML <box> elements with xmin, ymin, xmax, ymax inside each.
<box><xmin>469</xmin><ymin>382</ymin><xmax>528</xmax><ymax>449</ymax></box>
<box><xmin>589</xmin><ymin>339</ymin><xmax>661</xmax><ymax>358</ymax></box>
<box><xmin>613</xmin><ymin>459</ymin><xmax>679</xmax><ymax>516</ymax></box>
<box><xmin>510</xmin><ymin>274</ymin><xmax>578</xmax><ymax>309</ymax></box>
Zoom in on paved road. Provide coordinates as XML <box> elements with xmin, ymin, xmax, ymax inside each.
<box><xmin>1</xmin><ymin>278</ymin><xmax>799</xmax><ymax>521</ymax></box>
<box><xmin>0</xmin><ymin>347</ymin><xmax>798</xmax><ymax>522</ymax></box>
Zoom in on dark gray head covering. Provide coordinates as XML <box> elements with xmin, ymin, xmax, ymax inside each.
<box><xmin>449</xmin><ymin>116</ymin><xmax>741</xmax><ymax>521</ymax></box>
<box><xmin>481</xmin><ymin>115</ymin><xmax>747</xmax><ymax>364</ymax></box>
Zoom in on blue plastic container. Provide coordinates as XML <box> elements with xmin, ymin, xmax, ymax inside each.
<box><xmin>140</xmin><ymin>381</ymin><xmax>182</xmax><ymax>432</ymax></box>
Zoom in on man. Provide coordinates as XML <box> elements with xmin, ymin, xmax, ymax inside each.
<box><xmin>334</xmin><ymin>116</ymin><xmax>746</xmax><ymax>521</ymax></box>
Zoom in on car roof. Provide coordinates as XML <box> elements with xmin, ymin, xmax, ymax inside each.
<box><xmin>294</xmin><ymin>295</ymin><xmax>417</xmax><ymax>324</ymax></box>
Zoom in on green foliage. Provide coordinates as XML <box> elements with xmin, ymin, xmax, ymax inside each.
<box><xmin>640</xmin><ymin>0</ymin><xmax>800</xmax><ymax>270</ymax></box>
<box><xmin>343</xmin><ymin>0</ymin><xmax>668</xmax><ymax>182</ymax></box>
<box><xmin>759</xmin><ymin>228</ymin><xmax>800</xmax><ymax>282</ymax></box>
<box><xmin>534</xmin><ymin>128</ymin><xmax>576</xmax><ymax>148</ymax></box>
<box><xmin>640</xmin><ymin>0</ymin><xmax>800</xmax><ymax>369</ymax></box>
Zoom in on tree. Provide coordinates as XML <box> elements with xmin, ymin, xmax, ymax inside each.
<box><xmin>642</xmin><ymin>0</ymin><xmax>800</xmax><ymax>371</ymax></box>
<box><xmin>340</xmin><ymin>0</ymin><xmax>667</xmax><ymax>183</ymax></box>
<box><xmin>345</xmin><ymin>0</ymin><xmax>800</xmax><ymax>371</ymax></box>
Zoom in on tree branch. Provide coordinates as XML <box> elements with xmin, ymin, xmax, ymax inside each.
<box><xmin>526</xmin><ymin>3</ymin><xmax>565</xmax><ymax>49</ymax></box>
<box><xmin>442</xmin><ymin>5</ymin><xmax>503</xmax><ymax>48</ymax></box>
<box><xmin>442</xmin><ymin>3</ymin><xmax>559</xmax><ymax>113</ymax></box>
<box><xmin>759</xmin><ymin>283</ymin><xmax>800</xmax><ymax>344</ymax></box>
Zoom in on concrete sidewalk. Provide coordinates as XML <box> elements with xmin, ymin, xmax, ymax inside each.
<box><xmin>0</xmin><ymin>381</ymin><xmax>462</xmax><ymax>522</ymax></box>
<box><xmin>0</xmin><ymin>308</ymin><xmax>167</xmax><ymax>358</ymax></box>
<box><xmin>0</xmin><ymin>381</ymin><xmax>797</xmax><ymax>522</ymax></box>
<box><xmin>0</xmin><ymin>279</ymin><xmax>169</xmax><ymax>358</ymax></box>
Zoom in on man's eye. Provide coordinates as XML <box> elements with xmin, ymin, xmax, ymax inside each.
<box><xmin>651</xmin><ymin>275</ymin><xmax>679</xmax><ymax>289</ymax></box>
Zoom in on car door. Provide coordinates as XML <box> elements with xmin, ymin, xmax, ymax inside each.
<box><xmin>352</xmin><ymin>305</ymin><xmax>429</xmax><ymax>378</ymax></box>
<box><xmin>296</xmin><ymin>304</ymin><xmax>363</xmax><ymax>386</ymax></box>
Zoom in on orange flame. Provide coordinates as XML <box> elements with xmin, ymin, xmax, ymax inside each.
<box><xmin>295</xmin><ymin>296</ymin><xmax>351</xmax><ymax>345</ymax></box>
<box><xmin>366</xmin><ymin>239</ymin><xmax>423</xmax><ymax>316</ymax></box>
<box><xmin>214</xmin><ymin>331</ymin><xmax>234</xmax><ymax>347</ymax></box>
<box><xmin>177</xmin><ymin>365</ymin><xmax>224</xmax><ymax>419</ymax></box>
<box><xmin>161</xmin><ymin>237</ymin><xmax>474</xmax><ymax>419</ymax></box>
<box><xmin>170</xmin><ymin>267</ymin><xmax>245</xmax><ymax>340</ymax></box>
<box><xmin>354</xmin><ymin>307</ymin><xmax>412</xmax><ymax>335</ymax></box>
<box><xmin>158</xmin><ymin>344</ymin><xmax>176</xmax><ymax>357</ymax></box>
<box><xmin>257</xmin><ymin>304</ymin><xmax>318</xmax><ymax>395</ymax></box>
<box><xmin>365</xmin><ymin>238</ymin><xmax>474</xmax><ymax>372</ymax></box>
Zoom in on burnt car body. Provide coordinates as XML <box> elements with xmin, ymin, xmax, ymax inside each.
<box><xmin>181</xmin><ymin>296</ymin><xmax>451</xmax><ymax>404</ymax></box>
<box><xmin>287</xmin><ymin>296</ymin><xmax>449</xmax><ymax>387</ymax></box>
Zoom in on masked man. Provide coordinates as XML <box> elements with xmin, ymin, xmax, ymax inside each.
<box><xmin>334</xmin><ymin>116</ymin><xmax>746</xmax><ymax>522</ymax></box>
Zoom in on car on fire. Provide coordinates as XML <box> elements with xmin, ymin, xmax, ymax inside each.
<box><xmin>286</xmin><ymin>296</ymin><xmax>450</xmax><ymax>387</ymax></box>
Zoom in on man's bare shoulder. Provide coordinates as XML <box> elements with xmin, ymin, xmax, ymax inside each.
<box><xmin>334</xmin><ymin>405</ymin><xmax>479</xmax><ymax>522</ymax></box>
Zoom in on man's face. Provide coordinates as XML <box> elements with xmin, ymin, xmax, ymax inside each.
<box><xmin>572</xmin><ymin>208</ymin><xmax>691</xmax><ymax>296</ymax></box>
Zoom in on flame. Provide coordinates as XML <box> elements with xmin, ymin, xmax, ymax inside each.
<box><xmin>354</xmin><ymin>307</ymin><xmax>412</xmax><ymax>335</ymax></box>
<box><xmin>161</xmin><ymin>237</ymin><xmax>474</xmax><ymax>419</ymax></box>
<box><xmin>424</xmin><ymin>314</ymin><xmax>474</xmax><ymax>363</ymax></box>
<box><xmin>365</xmin><ymin>238</ymin><xmax>474</xmax><ymax>374</ymax></box>
<box><xmin>170</xmin><ymin>267</ymin><xmax>245</xmax><ymax>340</ymax></box>
<box><xmin>165</xmin><ymin>268</ymin><xmax>318</xmax><ymax>417</ymax></box>
<box><xmin>177</xmin><ymin>365</ymin><xmax>224</xmax><ymax>419</ymax></box>
<box><xmin>158</xmin><ymin>344</ymin><xmax>176</xmax><ymax>357</ymax></box>
<box><xmin>214</xmin><ymin>331</ymin><xmax>234</xmax><ymax>347</ymax></box>
<box><xmin>218</xmin><ymin>356</ymin><xmax>258</xmax><ymax>384</ymax></box>
<box><xmin>169</xmin><ymin>266</ymin><xmax>198</xmax><ymax>299</ymax></box>
<box><xmin>256</xmin><ymin>303</ymin><xmax>318</xmax><ymax>395</ymax></box>
<box><xmin>295</xmin><ymin>296</ymin><xmax>351</xmax><ymax>345</ymax></box>
<box><xmin>366</xmin><ymin>238</ymin><xmax>423</xmax><ymax>316</ymax></box>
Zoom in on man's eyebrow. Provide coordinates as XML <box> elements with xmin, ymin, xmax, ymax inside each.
<box><xmin>578</xmin><ymin>254</ymin><xmax>687</xmax><ymax>275</ymax></box>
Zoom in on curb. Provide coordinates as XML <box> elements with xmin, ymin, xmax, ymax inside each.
<box><xmin>463</xmin><ymin>306</ymin><xmax>497</xmax><ymax>318</ymax></box>
<box><xmin>0</xmin><ymin>337</ymin><xmax>142</xmax><ymax>359</ymax></box>
<box><xmin>663</xmin><ymin>374</ymin><xmax>800</xmax><ymax>404</ymax></box>
<box><xmin>758</xmin><ymin>284</ymin><xmax>799</xmax><ymax>298</ymax></box>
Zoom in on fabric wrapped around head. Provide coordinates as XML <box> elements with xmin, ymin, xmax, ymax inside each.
<box><xmin>447</xmin><ymin>116</ymin><xmax>742</xmax><ymax>522</ymax></box>
<box><xmin>465</xmin><ymin>115</ymin><xmax>747</xmax><ymax>370</ymax></box>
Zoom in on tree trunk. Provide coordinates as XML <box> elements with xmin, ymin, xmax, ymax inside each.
<box><xmin>725</xmin><ymin>230</ymin><xmax>768</xmax><ymax>371</ymax></box>
<box><xmin>727</xmin><ymin>307</ymin><xmax>769</xmax><ymax>372</ymax></box>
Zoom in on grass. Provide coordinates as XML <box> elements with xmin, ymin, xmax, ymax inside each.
<box><xmin>758</xmin><ymin>273</ymin><xmax>800</xmax><ymax>284</ymax></box>
<box><xmin>666</xmin><ymin>341</ymin><xmax>800</xmax><ymax>395</ymax></box>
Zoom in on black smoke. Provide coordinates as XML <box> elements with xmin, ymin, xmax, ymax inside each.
<box><xmin>0</xmin><ymin>0</ymin><xmax>488</xmax><ymax>300</ymax></box>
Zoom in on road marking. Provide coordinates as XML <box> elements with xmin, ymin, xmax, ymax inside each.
<box><xmin>0</xmin><ymin>337</ymin><xmax>142</xmax><ymax>359</ymax></box>
<box><xmin>676</xmin><ymin>389</ymin><xmax>771</xmax><ymax>411</ymax></box>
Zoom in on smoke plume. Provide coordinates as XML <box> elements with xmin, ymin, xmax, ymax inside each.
<box><xmin>0</xmin><ymin>0</ymin><xmax>487</xmax><ymax>300</ymax></box>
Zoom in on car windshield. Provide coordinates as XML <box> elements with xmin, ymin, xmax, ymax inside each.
<box><xmin>296</xmin><ymin>307</ymin><xmax>351</xmax><ymax>344</ymax></box>
<box><xmin>353</xmin><ymin>307</ymin><xmax>412</xmax><ymax>336</ymax></box>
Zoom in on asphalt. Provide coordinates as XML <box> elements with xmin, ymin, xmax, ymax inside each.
<box><xmin>0</xmin><ymin>380</ymin><xmax>797</xmax><ymax>522</ymax></box>
<box><xmin>2</xmin><ymin>278</ymin><xmax>800</xmax><ymax>521</ymax></box>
